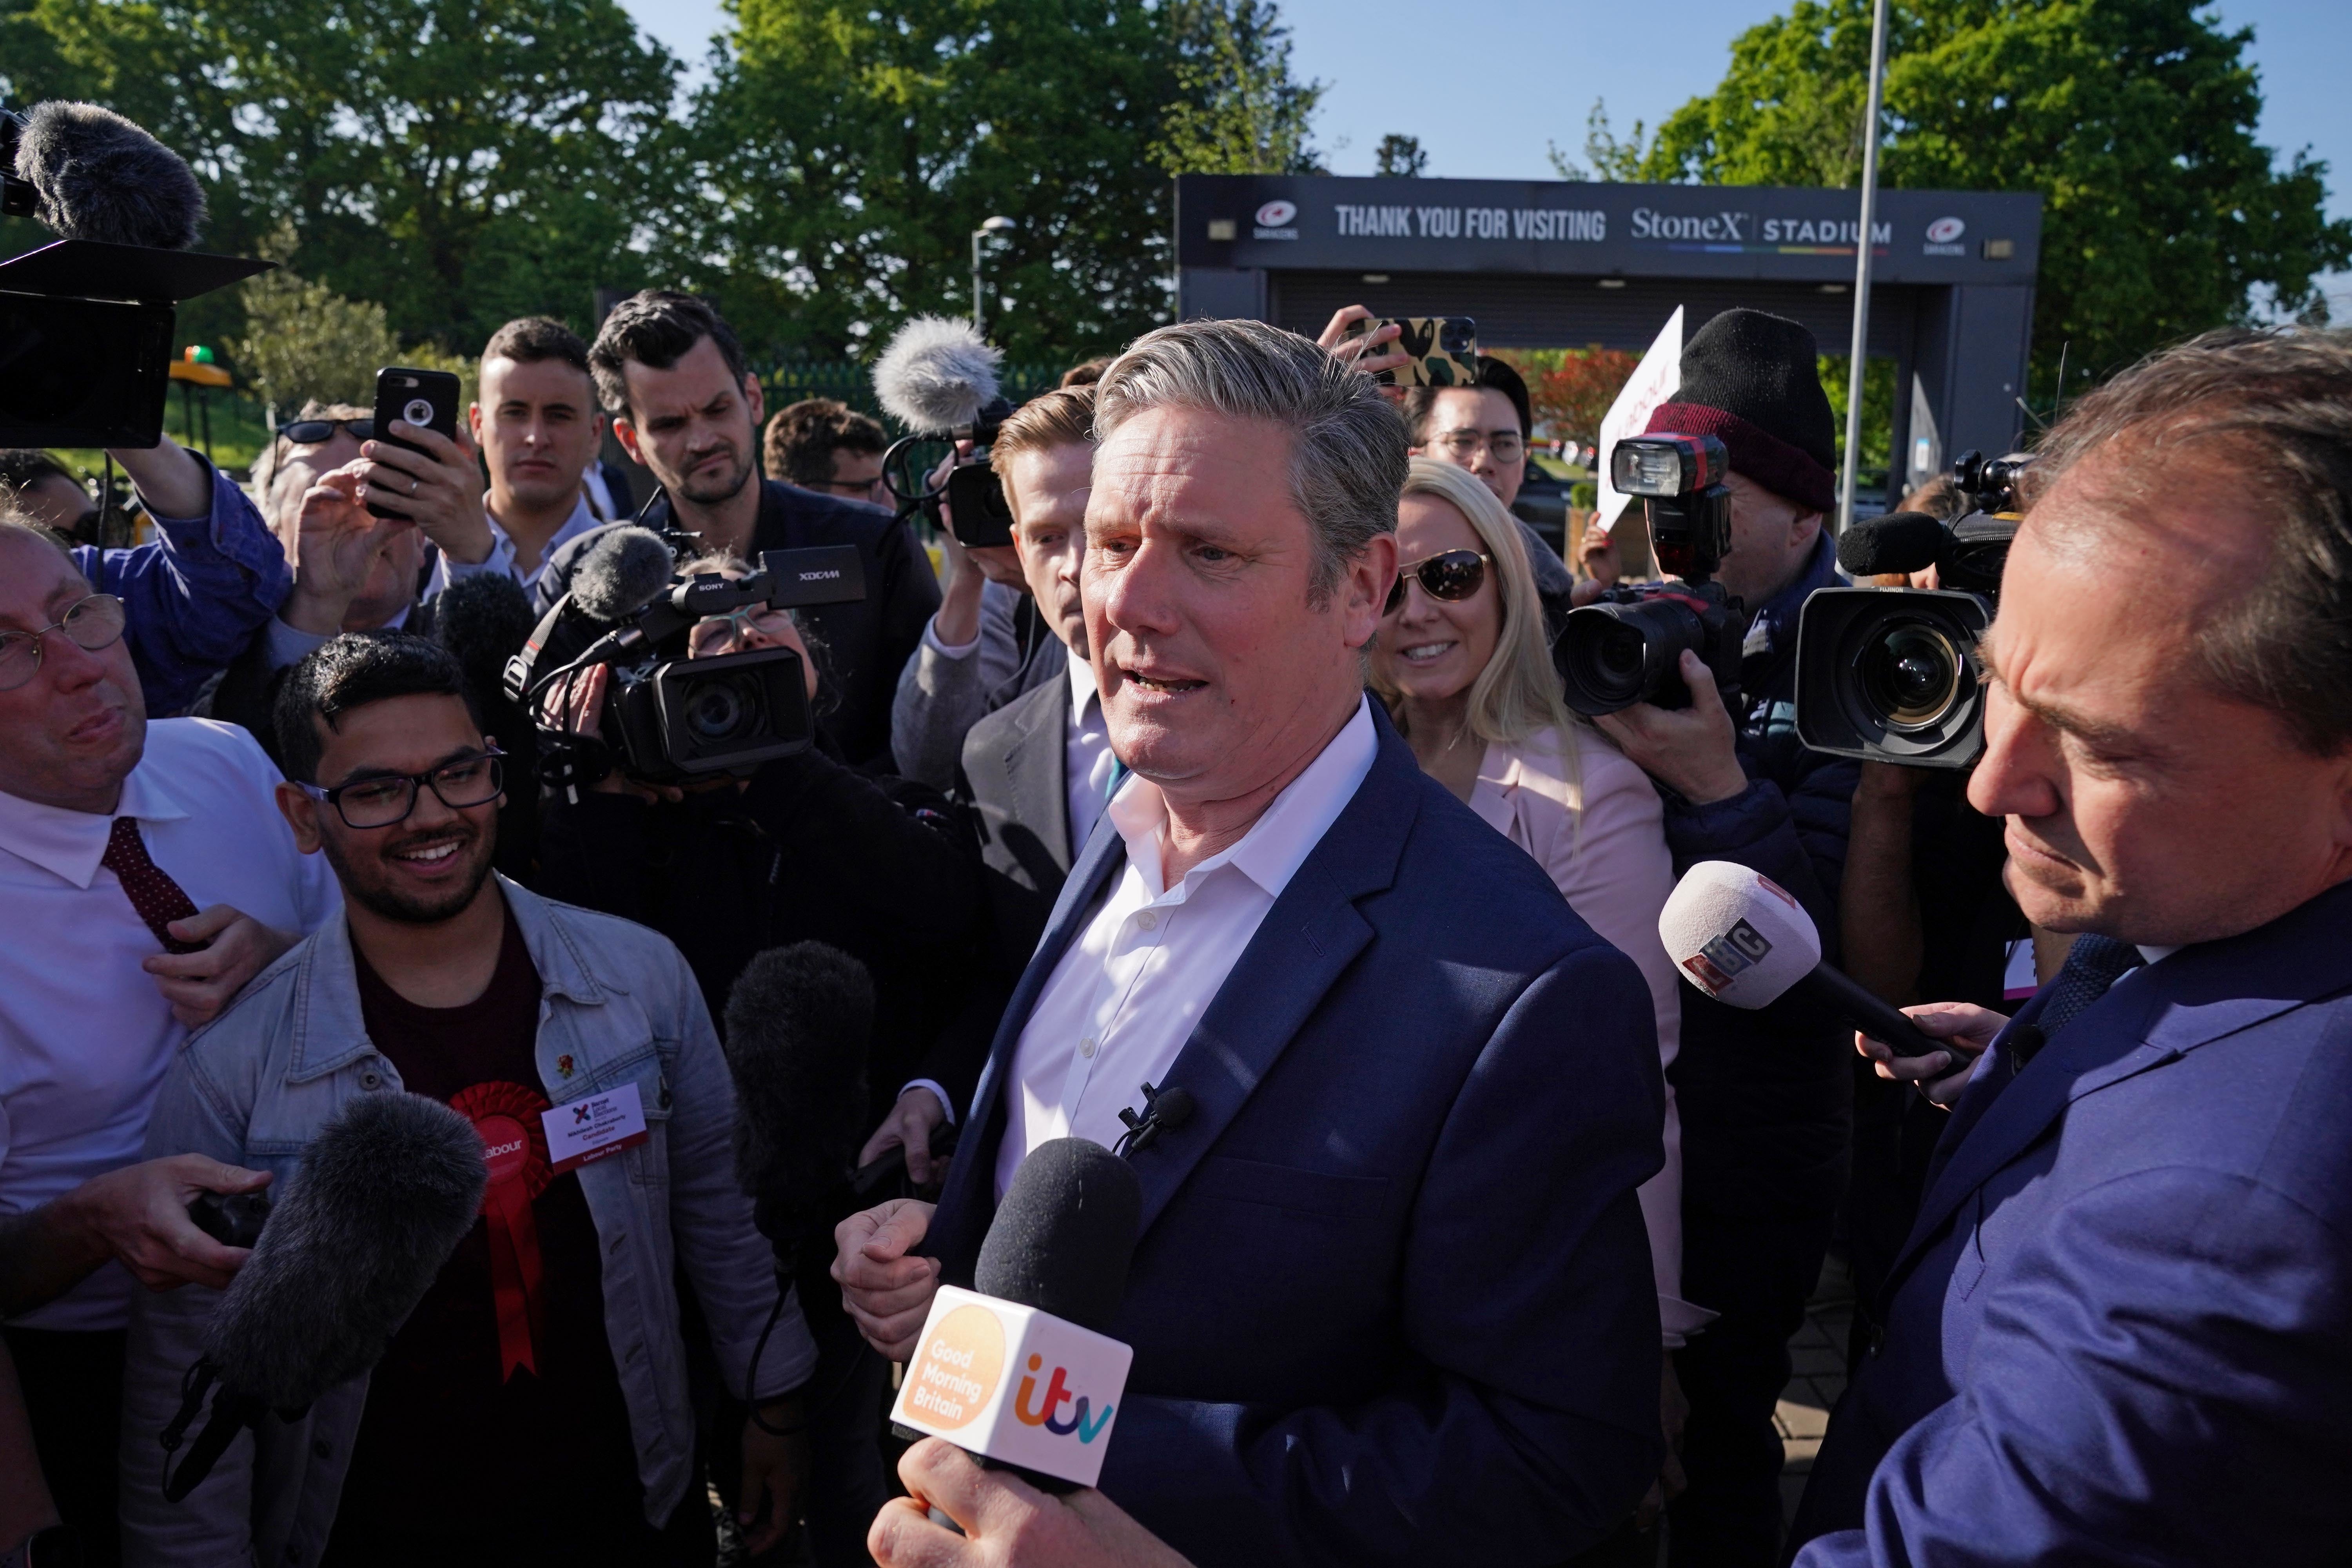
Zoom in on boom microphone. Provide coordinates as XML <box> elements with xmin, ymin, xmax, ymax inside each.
<box><xmin>161</xmin><ymin>1092</ymin><xmax>486</xmax><ymax>1501</ymax></box>
<box><xmin>12</xmin><ymin>101</ymin><xmax>207</xmax><ymax>249</ymax></box>
<box><xmin>891</xmin><ymin>1139</ymin><xmax>1141</xmax><ymax>1491</ymax></box>
<box><xmin>572</xmin><ymin>524</ymin><xmax>676</xmax><ymax>623</ymax></box>
<box><xmin>1659</xmin><ymin>860</ymin><xmax>1947</xmax><ymax>1058</ymax></box>
<box><xmin>720</xmin><ymin>942</ymin><xmax>875</xmax><ymax>1258</ymax></box>
<box><xmin>1835</xmin><ymin>510</ymin><xmax>1947</xmax><ymax>579</ymax></box>
<box><xmin>874</xmin><ymin>315</ymin><xmax>1004</xmax><ymax>435</ymax></box>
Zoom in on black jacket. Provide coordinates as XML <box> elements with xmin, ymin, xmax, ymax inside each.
<box><xmin>534</xmin><ymin>744</ymin><xmax>987</xmax><ymax>1125</ymax></box>
<box><xmin>537</xmin><ymin>481</ymin><xmax>940</xmax><ymax>771</ymax></box>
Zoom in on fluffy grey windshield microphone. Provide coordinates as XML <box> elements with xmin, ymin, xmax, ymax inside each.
<box><xmin>873</xmin><ymin>315</ymin><xmax>1004</xmax><ymax>434</ymax></box>
<box><xmin>14</xmin><ymin>100</ymin><xmax>207</xmax><ymax>249</ymax></box>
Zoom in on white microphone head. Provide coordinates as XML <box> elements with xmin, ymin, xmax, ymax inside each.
<box><xmin>873</xmin><ymin>315</ymin><xmax>1002</xmax><ymax>434</ymax></box>
<box><xmin>1658</xmin><ymin>860</ymin><xmax>1821</xmax><ymax>1009</ymax></box>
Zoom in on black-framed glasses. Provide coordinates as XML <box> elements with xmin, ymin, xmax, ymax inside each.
<box><xmin>1437</xmin><ymin>429</ymin><xmax>1524</xmax><ymax>464</ymax></box>
<box><xmin>274</xmin><ymin>417</ymin><xmax>375</xmax><ymax>447</ymax></box>
<box><xmin>0</xmin><ymin>593</ymin><xmax>127</xmax><ymax>692</ymax></box>
<box><xmin>298</xmin><ymin>748</ymin><xmax>507</xmax><ymax>829</ymax></box>
<box><xmin>1384</xmin><ymin>550</ymin><xmax>1491</xmax><ymax>615</ymax></box>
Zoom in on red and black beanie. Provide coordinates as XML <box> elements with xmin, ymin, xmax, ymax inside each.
<box><xmin>1644</xmin><ymin>308</ymin><xmax>1838</xmax><ymax>517</ymax></box>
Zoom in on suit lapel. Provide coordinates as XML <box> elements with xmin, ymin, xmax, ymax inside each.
<box><xmin>1887</xmin><ymin>882</ymin><xmax>2352</xmax><ymax>1290</ymax></box>
<box><xmin>1001</xmin><ymin>675</ymin><xmax>1073</xmax><ymax>877</ymax></box>
<box><xmin>1123</xmin><ymin>725</ymin><xmax>1420</xmax><ymax>1234</ymax></box>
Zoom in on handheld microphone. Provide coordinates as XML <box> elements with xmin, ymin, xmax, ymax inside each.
<box><xmin>1658</xmin><ymin>860</ymin><xmax>1947</xmax><ymax>1058</ymax></box>
<box><xmin>720</xmin><ymin>942</ymin><xmax>875</xmax><ymax>1263</ymax></box>
<box><xmin>1835</xmin><ymin>511</ymin><xmax>1947</xmax><ymax>579</ymax></box>
<box><xmin>874</xmin><ymin>316</ymin><xmax>1006</xmax><ymax>436</ymax></box>
<box><xmin>10</xmin><ymin>101</ymin><xmax>207</xmax><ymax>249</ymax></box>
<box><xmin>891</xmin><ymin>1139</ymin><xmax>1141</xmax><ymax>1491</ymax></box>
<box><xmin>161</xmin><ymin>1092</ymin><xmax>486</xmax><ymax>1501</ymax></box>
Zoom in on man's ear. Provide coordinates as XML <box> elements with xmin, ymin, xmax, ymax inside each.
<box><xmin>1792</xmin><ymin>510</ymin><xmax>1825</xmax><ymax>550</ymax></box>
<box><xmin>612</xmin><ymin>416</ymin><xmax>647</xmax><ymax>467</ymax></box>
<box><xmin>467</xmin><ymin>401</ymin><xmax>485</xmax><ymax>446</ymax></box>
<box><xmin>275</xmin><ymin>780</ymin><xmax>325</xmax><ymax>855</ymax></box>
<box><xmin>1339</xmin><ymin>533</ymin><xmax>1400</xmax><ymax>650</ymax></box>
<box><xmin>743</xmin><ymin>373</ymin><xmax>766</xmax><ymax>429</ymax></box>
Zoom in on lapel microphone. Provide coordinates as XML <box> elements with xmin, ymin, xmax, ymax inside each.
<box><xmin>1113</xmin><ymin>1080</ymin><xmax>1196</xmax><ymax>1158</ymax></box>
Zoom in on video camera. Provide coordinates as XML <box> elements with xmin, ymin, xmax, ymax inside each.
<box><xmin>1791</xmin><ymin>450</ymin><xmax>2029</xmax><ymax>769</ymax></box>
<box><xmin>504</xmin><ymin>535</ymin><xmax>867</xmax><ymax>789</ymax></box>
<box><xmin>1553</xmin><ymin>433</ymin><xmax>1750</xmax><ymax>716</ymax></box>
<box><xmin>873</xmin><ymin>316</ymin><xmax>1019</xmax><ymax>549</ymax></box>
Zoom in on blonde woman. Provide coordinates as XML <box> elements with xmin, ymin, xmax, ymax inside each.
<box><xmin>1371</xmin><ymin>458</ymin><xmax>1711</xmax><ymax>1364</ymax></box>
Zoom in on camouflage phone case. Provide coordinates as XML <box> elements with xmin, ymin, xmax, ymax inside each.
<box><xmin>1344</xmin><ymin>316</ymin><xmax>1479</xmax><ymax>387</ymax></box>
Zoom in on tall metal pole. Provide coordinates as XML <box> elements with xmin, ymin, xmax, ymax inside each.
<box><xmin>1838</xmin><ymin>0</ymin><xmax>1892</xmax><ymax>535</ymax></box>
<box><xmin>971</xmin><ymin>229</ymin><xmax>984</xmax><ymax>329</ymax></box>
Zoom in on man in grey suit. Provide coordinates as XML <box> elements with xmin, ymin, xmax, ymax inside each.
<box><xmin>861</xmin><ymin>387</ymin><xmax>1111</xmax><ymax>1180</ymax></box>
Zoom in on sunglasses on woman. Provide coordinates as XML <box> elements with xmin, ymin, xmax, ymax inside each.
<box><xmin>1383</xmin><ymin>550</ymin><xmax>1490</xmax><ymax>615</ymax></box>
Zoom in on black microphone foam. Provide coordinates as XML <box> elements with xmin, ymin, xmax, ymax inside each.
<box><xmin>570</xmin><ymin>525</ymin><xmax>674</xmax><ymax>622</ymax></box>
<box><xmin>432</xmin><ymin>570</ymin><xmax>535</xmax><ymax>709</ymax></box>
<box><xmin>15</xmin><ymin>101</ymin><xmax>207</xmax><ymax>249</ymax></box>
<box><xmin>1837</xmin><ymin>511</ymin><xmax>1948</xmax><ymax>578</ymax></box>
<box><xmin>205</xmin><ymin>1092</ymin><xmax>485</xmax><ymax>1412</ymax></box>
<box><xmin>722</xmin><ymin>942</ymin><xmax>875</xmax><ymax>1241</ymax></box>
<box><xmin>975</xmin><ymin>1138</ymin><xmax>1142</xmax><ymax>1336</ymax></box>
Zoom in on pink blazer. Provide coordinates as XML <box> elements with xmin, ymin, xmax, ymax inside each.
<box><xmin>1470</xmin><ymin>725</ymin><xmax>1715</xmax><ymax>1347</ymax></box>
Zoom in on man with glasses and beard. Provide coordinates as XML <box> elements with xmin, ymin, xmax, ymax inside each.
<box><xmin>119</xmin><ymin>632</ymin><xmax>814</xmax><ymax>1566</ymax></box>
<box><xmin>0</xmin><ymin>512</ymin><xmax>336</xmax><ymax>1564</ymax></box>
<box><xmin>538</xmin><ymin>292</ymin><xmax>940</xmax><ymax>769</ymax></box>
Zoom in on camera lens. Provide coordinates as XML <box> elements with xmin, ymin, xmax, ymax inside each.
<box><xmin>1857</xmin><ymin>621</ymin><xmax>1964</xmax><ymax>731</ymax></box>
<box><xmin>682</xmin><ymin>674</ymin><xmax>761</xmax><ymax>742</ymax></box>
<box><xmin>1556</xmin><ymin>597</ymin><xmax>1703</xmax><ymax>716</ymax></box>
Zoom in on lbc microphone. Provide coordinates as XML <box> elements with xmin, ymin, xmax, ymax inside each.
<box><xmin>890</xmin><ymin>1138</ymin><xmax>1141</xmax><ymax>1491</ymax></box>
<box><xmin>1659</xmin><ymin>860</ymin><xmax>1949</xmax><ymax>1058</ymax></box>
<box><xmin>1836</xmin><ymin>510</ymin><xmax>1947</xmax><ymax>579</ymax></box>
<box><xmin>160</xmin><ymin>1091</ymin><xmax>486</xmax><ymax>1501</ymax></box>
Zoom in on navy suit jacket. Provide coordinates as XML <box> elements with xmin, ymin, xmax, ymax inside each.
<box><xmin>924</xmin><ymin>713</ymin><xmax>1668</xmax><ymax>1566</ymax></box>
<box><xmin>1791</xmin><ymin>878</ymin><xmax>2352</xmax><ymax>1566</ymax></box>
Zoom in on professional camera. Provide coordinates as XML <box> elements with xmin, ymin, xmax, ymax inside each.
<box><xmin>1</xmin><ymin>101</ymin><xmax>271</xmax><ymax>447</ymax></box>
<box><xmin>873</xmin><ymin>316</ymin><xmax>1019</xmax><ymax>548</ymax></box>
<box><xmin>1792</xmin><ymin>450</ymin><xmax>2028</xmax><ymax>769</ymax></box>
<box><xmin>1554</xmin><ymin>433</ymin><xmax>1750</xmax><ymax>716</ymax></box>
<box><xmin>506</xmin><ymin>537</ymin><xmax>867</xmax><ymax>788</ymax></box>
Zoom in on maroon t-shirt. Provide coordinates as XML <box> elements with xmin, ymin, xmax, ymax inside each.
<box><xmin>324</xmin><ymin>902</ymin><xmax>647</xmax><ymax>1560</ymax></box>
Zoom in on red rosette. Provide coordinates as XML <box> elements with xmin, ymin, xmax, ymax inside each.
<box><xmin>451</xmin><ymin>1080</ymin><xmax>553</xmax><ymax>1381</ymax></box>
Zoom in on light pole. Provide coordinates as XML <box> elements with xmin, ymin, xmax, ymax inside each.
<box><xmin>971</xmin><ymin>215</ymin><xmax>1016</xmax><ymax>331</ymax></box>
<box><xmin>1838</xmin><ymin>0</ymin><xmax>1892</xmax><ymax>535</ymax></box>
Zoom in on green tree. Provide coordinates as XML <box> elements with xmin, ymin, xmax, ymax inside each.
<box><xmin>1374</xmin><ymin>133</ymin><xmax>1427</xmax><ymax>178</ymax></box>
<box><xmin>1642</xmin><ymin>0</ymin><xmax>2352</xmax><ymax>382</ymax></box>
<box><xmin>1547</xmin><ymin>101</ymin><xmax>1653</xmax><ymax>183</ymax></box>
<box><xmin>1154</xmin><ymin>0</ymin><xmax>1326</xmax><ymax>178</ymax></box>
<box><xmin>6</xmin><ymin>0</ymin><xmax>679</xmax><ymax>355</ymax></box>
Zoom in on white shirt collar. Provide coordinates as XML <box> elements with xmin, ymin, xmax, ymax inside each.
<box><xmin>482</xmin><ymin>492</ymin><xmax>600</xmax><ymax>584</ymax></box>
<box><xmin>1067</xmin><ymin>646</ymin><xmax>1100</xmax><ymax>729</ymax></box>
<box><xmin>0</xmin><ymin>742</ymin><xmax>194</xmax><ymax>891</ymax></box>
<box><xmin>1103</xmin><ymin>696</ymin><xmax>1377</xmax><ymax>902</ymax></box>
<box><xmin>2137</xmin><ymin>944</ymin><xmax>2181</xmax><ymax>965</ymax></box>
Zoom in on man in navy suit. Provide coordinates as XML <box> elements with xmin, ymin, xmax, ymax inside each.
<box><xmin>1787</xmin><ymin>327</ymin><xmax>2352</xmax><ymax>1566</ymax></box>
<box><xmin>832</xmin><ymin>319</ymin><xmax>1667</xmax><ymax>1566</ymax></box>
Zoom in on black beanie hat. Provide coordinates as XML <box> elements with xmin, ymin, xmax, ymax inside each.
<box><xmin>1644</xmin><ymin>308</ymin><xmax>1838</xmax><ymax>515</ymax></box>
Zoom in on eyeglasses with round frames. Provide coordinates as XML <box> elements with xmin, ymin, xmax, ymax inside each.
<box><xmin>1383</xmin><ymin>550</ymin><xmax>1491</xmax><ymax>616</ymax></box>
<box><xmin>1436</xmin><ymin>429</ymin><xmax>1524</xmax><ymax>464</ymax></box>
<box><xmin>296</xmin><ymin>748</ymin><xmax>508</xmax><ymax>829</ymax></box>
<box><xmin>0</xmin><ymin>594</ymin><xmax>128</xmax><ymax>692</ymax></box>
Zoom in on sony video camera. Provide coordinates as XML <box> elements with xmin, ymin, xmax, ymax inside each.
<box><xmin>1554</xmin><ymin>433</ymin><xmax>1750</xmax><ymax>716</ymax></box>
<box><xmin>505</xmin><ymin>539</ymin><xmax>867</xmax><ymax>789</ymax></box>
<box><xmin>1792</xmin><ymin>450</ymin><xmax>2029</xmax><ymax>769</ymax></box>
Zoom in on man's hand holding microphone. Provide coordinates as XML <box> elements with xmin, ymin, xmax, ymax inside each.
<box><xmin>871</xmin><ymin>1439</ymin><xmax>1193</xmax><ymax>1568</ymax></box>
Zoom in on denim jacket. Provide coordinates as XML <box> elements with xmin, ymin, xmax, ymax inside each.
<box><xmin>118</xmin><ymin>877</ymin><xmax>815</xmax><ymax>1566</ymax></box>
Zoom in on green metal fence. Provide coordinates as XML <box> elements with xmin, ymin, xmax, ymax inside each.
<box><xmin>761</xmin><ymin>362</ymin><xmax>1074</xmax><ymax>428</ymax></box>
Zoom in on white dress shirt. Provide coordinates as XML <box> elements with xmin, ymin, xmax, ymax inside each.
<box><xmin>0</xmin><ymin>720</ymin><xmax>339</xmax><ymax>1330</ymax></box>
<box><xmin>1063</xmin><ymin>650</ymin><xmax>1114</xmax><ymax>860</ymax></box>
<box><xmin>994</xmin><ymin>698</ymin><xmax>1377</xmax><ymax>1199</ymax></box>
<box><xmin>430</xmin><ymin>492</ymin><xmax>602</xmax><ymax>597</ymax></box>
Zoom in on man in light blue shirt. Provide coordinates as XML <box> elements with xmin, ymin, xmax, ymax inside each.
<box><xmin>431</xmin><ymin>317</ymin><xmax>610</xmax><ymax>599</ymax></box>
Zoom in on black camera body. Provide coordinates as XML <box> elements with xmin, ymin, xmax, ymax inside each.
<box><xmin>1793</xmin><ymin>450</ymin><xmax>2027</xmax><ymax>769</ymax></box>
<box><xmin>1555</xmin><ymin>433</ymin><xmax>1751</xmax><ymax>716</ymax></box>
<box><xmin>514</xmin><ymin>544</ymin><xmax>867</xmax><ymax>788</ymax></box>
<box><xmin>883</xmin><ymin>394</ymin><xmax>1019</xmax><ymax>550</ymax></box>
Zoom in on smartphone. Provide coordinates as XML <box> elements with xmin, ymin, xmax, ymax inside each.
<box><xmin>1341</xmin><ymin>316</ymin><xmax>1479</xmax><ymax>388</ymax></box>
<box><xmin>367</xmin><ymin>366</ymin><xmax>462</xmax><ymax>520</ymax></box>
<box><xmin>943</xmin><ymin>459</ymin><xmax>1017</xmax><ymax>548</ymax></box>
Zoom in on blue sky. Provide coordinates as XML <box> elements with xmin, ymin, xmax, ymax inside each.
<box><xmin>620</xmin><ymin>0</ymin><xmax>2352</xmax><ymax>312</ymax></box>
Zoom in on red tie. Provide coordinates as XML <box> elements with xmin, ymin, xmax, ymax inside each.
<box><xmin>101</xmin><ymin>816</ymin><xmax>203</xmax><ymax>955</ymax></box>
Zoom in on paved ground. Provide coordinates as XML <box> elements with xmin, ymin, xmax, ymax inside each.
<box><xmin>1777</xmin><ymin>1251</ymin><xmax>1857</xmax><ymax>1524</ymax></box>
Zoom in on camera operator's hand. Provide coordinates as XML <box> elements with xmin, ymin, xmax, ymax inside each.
<box><xmin>106</xmin><ymin>431</ymin><xmax>212</xmax><ymax>521</ymax></box>
<box><xmin>930</xmin><ymin>447</ymin><xmax>1023</xmax><ymax>649</ymax></box>
<box><xmin>859</xmin><ymin>1088</ymin><xmax>949</xmax><ymax>1186</ymax></box>
<box><xmin>1576</xmin><ymin>519</ymin><xmax>1622</xmax><ymax>591</ymax></box>
<box><xmin>358</xmin><ymin>420</ymin><xmax>495</xmax><ymax>568</ymax></box>
<box><xmin>1857</xmin><ymin>1002</ymin><xmax>2008</xmax><ymax>1108</ymax></box>
<box><xmin>738</xmin><ymin>1393</ymin><xmax>809</xmax><ymax>1556</ymax></box>
<box><xmin>1593</xmin><ymin>649</ymin><xmax>1749</xmax><ymax>805</ymax></box>
<box><xmin>1317</xmin><ymin>305</ymin><xmax>1412</xmax><ymax>381</ymax></box>
<box><xmin>143</xmin><ymin>905</ymin><xmax>298</xmax><ymax>1028</ymax></box>
<box><xmin>6</xmin><ymin>1156</ymin><xmax>273</xmax><ymax>1312</ymax></box>
<box><xmin>536</xmin><ymin>664</ymin><xmax>682</xmax><ymax>804</ymax></box>
<box><xmin>832</xmin><ymin>1199</ymin><xmax>939</xmax><ymax>1363</ymax></box>
<box><xmin>871</xmin><ymin>1439</ymin><xmax>1197</xmax><ymax>1568</ymax></box>
<box><xmin>281</xmin><ymin>465</ymin><xmax>414</xmax><ymax>635</ymax></box>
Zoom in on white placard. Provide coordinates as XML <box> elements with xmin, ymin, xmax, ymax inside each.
<box><xmin>1595</xmin><ymin>305</ymin><xmax>1686</xmax><ymax>534</ymax></box>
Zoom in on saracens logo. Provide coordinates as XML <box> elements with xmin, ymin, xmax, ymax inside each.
<box><xmin>1926</xmin><ymin>216</ymin><xmax>1966</xmax><ymax>243</ymax></box>
<box><xmin>1253</xmin><ymin>199</ymin><xmax>1299</xmax><ymax>240</ymax></box>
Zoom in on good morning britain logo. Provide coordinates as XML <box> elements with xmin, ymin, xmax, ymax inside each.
<box><xmin>903</xmin><ymin>1303</ymin><xmax>1117</xmax><ymax>1444</ymax></box>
